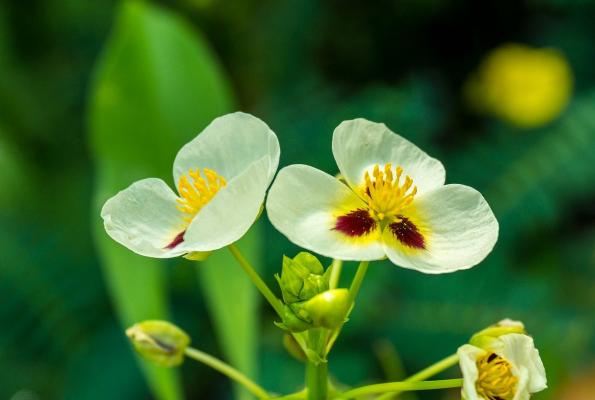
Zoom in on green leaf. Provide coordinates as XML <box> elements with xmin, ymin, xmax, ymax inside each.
<box><xmin>88</xmin><ymin>1</ymin><xmax>233</xmax><ymax>399</ymax></box>
<box><xmin>198</xmin><ymin>222</ymin><xmax>263</xmax><ymax>400</ymax></box>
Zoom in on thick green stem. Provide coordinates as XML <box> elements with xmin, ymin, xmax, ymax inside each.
<box><xmin>307</xmin><ymin>361</ymin><xmax>328</xmax><ymax>400</ymax></box>
<box><xmin>376</xmin><ymin>353</ymin><xmax>460</xmax><ymax>400</ymax></box>
<box><xmin>184</xmin><ymin>347</ymin><xmax>269</xmax><ymax>399</ymax></box>
<box><xmin>228</xmin><ymin>244</ymin><xmax>284</xmax><ymax>316</ymax></box>
<box><xmin>334</xmin><ymin>378</ymin><xmax>463</xmax><ymax>399</ymax></box>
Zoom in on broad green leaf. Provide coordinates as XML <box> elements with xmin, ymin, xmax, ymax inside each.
<box><xmin>88</xmin><ymin>1</ymin><xmax>233</xmax><ymax>399</ymax></box>
<box><xmin>199</xmin><ymin>221</ymin><xmax>262</xmax><ymax>400</ymax></box>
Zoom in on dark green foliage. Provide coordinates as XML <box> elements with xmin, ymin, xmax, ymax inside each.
<box><xmin>0</xmin><ymin>0</ymin><xmax>594</xmax><ymax>399</ymax></box>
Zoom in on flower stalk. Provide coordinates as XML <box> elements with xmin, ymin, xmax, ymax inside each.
<box><xmin>333</xmin><ymin>378</ymin><xmax>463</xmax><ymax>399</ymax></box>
<box><xmin>376</xmin><ymin>353</ymin><xmax>459</xmax><ymax>399</ymax></box>
<box><xmin>184</xmin><ymin>347</ymin><xmax>270</xmax><ymax>399</ymax></box>
<box><xmin>227</xmin><ymin>243</ymin><xmax>284</xmax><ymax>316</ymax></box>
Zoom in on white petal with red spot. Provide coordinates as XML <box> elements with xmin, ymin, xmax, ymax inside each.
<box><xmin>266</xmin><ymin>164</ymin><xmax>385</xmax><ymax>261</ymax></box>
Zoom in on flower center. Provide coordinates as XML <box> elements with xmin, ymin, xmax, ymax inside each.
<box><xmin>176</xmin><ymin>168</ymin><xmax>226</xmax><ymax>223</ymax></box>
<box><xmin>476</xmin><ymin>353</ymin><xmax>518</xmax><ymax>400</ymax></box>
<box><xmin>361</xmin><ymin>163</ymin><xmax>417</xmax><ymax>221</ymax></box>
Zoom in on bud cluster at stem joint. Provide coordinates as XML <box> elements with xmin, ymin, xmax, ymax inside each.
<box><xmin>275</xmin><ymin>252</ymin><xmax>350</xmax><ymax>332</ymax></box>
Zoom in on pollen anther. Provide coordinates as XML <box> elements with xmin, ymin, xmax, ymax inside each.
<box><xmin>176</xmin><ymin>168</ymin><xmax>226</xmax><ymax>222</ymax></box>
<box><xmin>362</xmin><ymin>163</ymin><xmax>417</xmax><ymax>221</ymax></box>
<box><xmin>475</xmin><ymin>352</ymin><xmax>518</xmax><ymax>400</ymax></box>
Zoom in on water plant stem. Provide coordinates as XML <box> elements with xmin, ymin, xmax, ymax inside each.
<box><xmin>228</xmin><ymin>243</ymin><xmax>284</xmax><ymax>316</ymax></box>
<box><xmin>329</xmin><ymin>259</ymin><xmax>343</xmax><ymax>289</ymax></box>
<box><xmin>333</xmin><ymin>378</ymin><xmax>463</xmax><ymax>399</ymax></box>
<box><xmin>376</xmin><ymin>353</ymin><xmax>459</xmax><ymax>399</ymax></box>
<box><xmin>325</xmin><ymin>261</ymin><xmax>370</xmax><ymax>354</ymax></box>
<box><xmin>306</xmin><ymin>360</ymin><xmax>328</xmax><ymax>400</ymax></box>
<box><xmin>227</xmin><ymin>243</ymin><xmax>310</xmax><ymax>357</ymax></box>
<box><xmin>185</xmin><ymin>347</ymin><xmax>270</xmax><ymax>399</ymax></box>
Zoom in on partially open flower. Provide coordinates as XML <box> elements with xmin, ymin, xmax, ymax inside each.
<box><xmin>101</xmin><ymin>112</ymin><xmax>280</xmax><ymax>257</ymax></box>
<box><xmin>266</xmin><ymin>119</ymin><xmax>498</xmax><ymax>273</ymax></box>
<box><xmin>458</xmin><ymin>333</ymin><xmax>547</xmax><ymax>400</ymax></box>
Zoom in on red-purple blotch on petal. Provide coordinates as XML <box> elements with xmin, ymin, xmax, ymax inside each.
<box><xmin>390</xmin><ymin>216</ymin><xmax>425</xmax><ymax>249</ymax></box>
<box><xmin>334</xmin><ymin>209</ymin><xmax>377</xmax><ymax>237</ymax></box>
<box><xmin>165</xmin><ymin>230</ymin><xmax>185</xmax><ymax>249</ymax></box>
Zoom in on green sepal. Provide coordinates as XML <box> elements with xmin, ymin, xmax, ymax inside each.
<box><xmin>469</xmin><ymin>319</ymin><xmax>527</xmax><ymax>347</ymax></box>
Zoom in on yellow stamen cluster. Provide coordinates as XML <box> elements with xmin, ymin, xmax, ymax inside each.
<box><xmin>177</xmin><ymin>168</ymin><xmax>226</xmax><ymax>222</ymax></box>
<box><xmin>362</xmin><ymin>163</ymin><xmax>417</xmax><ymax>221</ymax></box>
<box><xmin>476</xmin><ymin>353</ymin><xmax>518</xmax><ymax>400</ymax></box>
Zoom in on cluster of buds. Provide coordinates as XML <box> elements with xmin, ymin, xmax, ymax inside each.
<box><xmin>276</xmin><ymin>252</ymin><xmax>350</xmax><ymax>332</ymax></box>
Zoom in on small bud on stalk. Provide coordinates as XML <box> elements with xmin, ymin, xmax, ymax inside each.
<box><xmin>126</xmin><ymin>320</ymin><xmax>190</xmax><ymax>367</ymax></box>
<box><xmin>304</xmin><ymin>289</ymin><xmax>350</xmax><ymax>329</ymax></box>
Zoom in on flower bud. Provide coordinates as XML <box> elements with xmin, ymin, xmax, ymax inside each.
<box><xmin>126</xmin><ymin>320</ymin><xmax>190</xmax><ymax>367</ymax></box>
<box><xmin>470</xmin><ymin>319</ymin><xmax>526</xmax><ymax>348</ymax></box>
<box><xmin>276</xmin><ymin>252</ymin><xmax>329</xmax><ymax>304</ymax></box>
<box><xmin>303</xmin><ymin>289</ymin><xmax>350</xmax><ymax>329</ymax></box>
<box><xmin>278</xmin><ymin>304</ymin><xmax>312</xmax><ymax>332</ymax></box>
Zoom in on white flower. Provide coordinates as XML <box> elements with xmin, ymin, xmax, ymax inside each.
<box><xmin>266</xmin><ymin>118</ymin><xmax>498</xmax><ymax>273</ymax></box>
<box><xmin>458</xmin><ymin>333</ymin><xmax>547</xmax><ymax>400</ymax></box>
<box><xmin>101</xmin><ymin>112</ymin><xmax>280</xmax><ymax>258</ymax></box>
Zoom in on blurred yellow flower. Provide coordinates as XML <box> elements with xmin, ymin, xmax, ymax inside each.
<box><xmin>466</xmin><ymin>43</ymin><xmax>573</xmax><ymax>128</ymax></box>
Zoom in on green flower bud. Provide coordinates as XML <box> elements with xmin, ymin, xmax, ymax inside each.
<box><xmin>126</xmin><ymin>320</ymin><xmax>190</xmax><ymax>367</ymax></box>
<box><xmin>279</xmin><ymin>304</ymin><xmax>312</xmax><ymax>332</ymax></box>
<box><xmin>276</xmin><ymin>252</ymin><xmax>329</xmax><ymax>304</ymax></box>
<box><xmin>470</xmin><ymin>319</ymin><xmax>527</xmax><ymax>347</ymax></box>
<box><xmin>303</xmin><ymin>289</ymin><xmax>350</xmax><ymax>329</ymax></box>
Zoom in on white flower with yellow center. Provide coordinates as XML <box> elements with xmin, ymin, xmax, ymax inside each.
<box><xmin>266</xmin><ymin>118</ymin><xmax>498</xmax><ymax>273</ymax></box>
<box><xmin>101</xmin><ymin>112</ymin><xmax>280</xmax><ymax>258</ymax></box>
<box><xmin>458</xmin><ymin>333</ymin><xmax>547</xmax><ymax>400</ymax></box>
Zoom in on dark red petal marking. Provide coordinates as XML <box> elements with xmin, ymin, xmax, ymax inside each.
<box><xmin>390</xmin><ymin>216</ymin><xmax>425</xmax><ymax>249</ymax></box>
<box><xmin>165</xmin><ymin>230</ymin><xmax>185</xmax><ymax>249</ymax></box>
<box><xmin>334</xmin><ymin>209</ymin><xmax>377</xmax><ymax>237</ymax></box>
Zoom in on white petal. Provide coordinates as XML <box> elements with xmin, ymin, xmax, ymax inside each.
<box><xmin>332</xmin><ymin>118</ymin><xmax>445</xmax><ymax>194</ymax></box>
<box><xmin>181</xmin><ymin>156</ymin><xmax>270</xmax><ymax>251</ymax></box>
<box><xmin>457</xmin><ymin>344</ymin><xmax>486</xmax><ymax>400</ymax></box>
<box><xmin>496</xmin><ymin>334</ymin><xmax>548</xmax><ymax>394</ymax></box>
<box><xmin>101</xmin><ymin>178</ymin><xmax>188</xmax><ymax>258</ymax></box>
<box><xmin>173</xmin><ymin>112</ymin><xmax>280</xmax><ymax>186</ymax></box>
<box><xmin>383</xmin><ymin>184</ymin><xmax>498</xmax><ymax>273</ymax></box>
<box><xmin>266</xmin><ymin>164</ymin><xmax>385</xmax><ymax>261</ymax></box>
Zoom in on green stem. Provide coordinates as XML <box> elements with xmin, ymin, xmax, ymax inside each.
<box><xmin>347</xmin><ymin>261</ymin><xmax>369</xmax><ymax>303</ymax></box>
<box><xmin>228</xmin><ymin>244</ymin><xmax>284</xmax><ymax>316</ymax></box>
<box><xmin>184</xmin><ymin>347</ymin><xmax>269</xmax><ymax>399</ymax></box>
<box><xmin>333</xmin><ymin>379</ymin><xmax>463</xmax><ymax>399</ymax></box>
<box><xmin>272</xmin><ymin>390</ymin><xmax>307</xmax><ymax>399</ymax></box>
<box><xmin>328</xmin><ymin>259</ymin><xmax>343</xmax><ymax>289</ymax></box>
<box><xmin>376</xmin><ymin>353</ymin><xmax>459</xmax><ymax>400</ymax></box>
<box><xmin>306</xmin><ymin>361</ymin><xmax>328</xmax><ymax>400</ymax></box>
<box><xmin>325</xmin><ymin>261</ymin><xmax>370</xmax><ymax>354</ymax></box>
<box><xmin>227</xmin><ymin>243</ymin><xmax>310</xmax><ymax>359</ymax></box>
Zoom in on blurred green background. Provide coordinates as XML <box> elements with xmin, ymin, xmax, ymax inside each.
<box><xmin>0</xmin><ymin>0</ymin><xmax>594</xmax><ymax>399</ymax></box>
